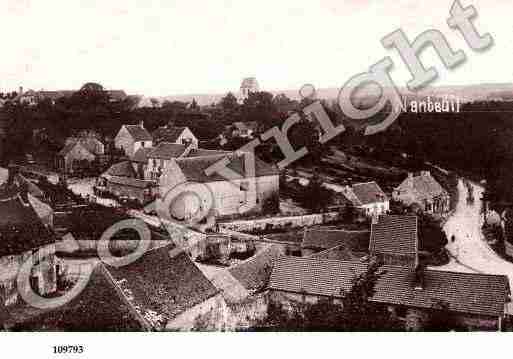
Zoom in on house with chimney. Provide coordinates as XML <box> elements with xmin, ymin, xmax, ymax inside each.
<box><xmin>392</xmin><ymin>171</ymin><xmax>450</xmax><ymax>215</ymax></box>
<box><xmin>268</xmin><ymin>256</ymin><xmax>510</xmax><ymax>331</ymax></box>
<box><xmin>342</xmin><ymin>181</ymin><xmax>389</xmax><ymax>218</ymax></box>
<box><xmin>0</xmin><ymin>168</ymin><xmax>57</xmax><ymax>307</ymax></box>
<box><xmin>114</xmin><ymin>121</ymin><xmax>153</xmax><ymax>158</ymax></box>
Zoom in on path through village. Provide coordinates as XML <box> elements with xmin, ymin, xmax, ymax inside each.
<box><xmin>436</xmin><ymin>179</ymin><xmax>513</xmax><ymax>301</ymax></box>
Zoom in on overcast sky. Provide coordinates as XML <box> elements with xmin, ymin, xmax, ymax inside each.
<box><xmin>0</xmin><ymin>0</ymin><xmax>510</xmax><ymax>96</ymax></box>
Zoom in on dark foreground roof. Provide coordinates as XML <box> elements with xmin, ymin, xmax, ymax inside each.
<box><xmin>105</xmin><ymin>245</ymin><xmax>218</xmax><ymax>327</ymax></box>
<box><xmin>11</xmin><ymin>265</ymin><xmax>144</xmax><ymax>331</ymax></box>
<box><xmin>370</xmin><ymin>215</ymin><xmax>418</xmax><ymax>257</ymax></box>
<box><xmin>269</xmin><ymin>257</ymin><xmax>510</xmax><ymax>317</ymax></box>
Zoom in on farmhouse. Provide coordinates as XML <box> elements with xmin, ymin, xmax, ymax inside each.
<box><xmin>114</xmin><ymin>122</ymin><xmax>153</xmax><ymax>157</ymax></box>
<box><xmin>343</xmin><ymin>181</ymin><xmax>389</xmax><ymax>217</ymax></box>
<box><xmin>393</xmin><ymin>171</ymin><xmax>450</xmax><ymax>214</ymax></box>
<box><xmin>56</xmin><ymin>140</ymin><xmax>96</xmax><ymax>174</ymax></box>
<box><xmin>96</xmin><ymin>161</ymin><xmax>156</xmax><ymax>203</ymax></box>
<box><xmin>159</xmin><ymin>152</ymin><xmax>279</xmax><ymax>220</ymax></box>
<box><xmin>268</xmin><ymin>256</ymin><xmax>511</xmax><ymax>331</ymax></box>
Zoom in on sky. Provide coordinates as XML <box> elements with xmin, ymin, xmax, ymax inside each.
<box><xmin>0</xmin><ymin>0</ymin><xmax>510</xmax><ymax>96</ymax></box>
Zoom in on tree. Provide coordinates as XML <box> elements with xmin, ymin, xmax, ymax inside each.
<box><xmin>219</xmin><ymin>92</ymin><xmax>238</xmax><ymax>111</ymax></box>
<box><xmin>190</xmin><ymin>98</ymin><xmax>199</xmax><ymax>110</ymax></box>
<box><xmin>150</xmin><ymin>98</ymin><xmax>160</xmax><ymax>108</ymax></box>
<box><xmin>298</xmin><ymin>173</ymin><xmax>332</xmax><ymax>212</ymax></box>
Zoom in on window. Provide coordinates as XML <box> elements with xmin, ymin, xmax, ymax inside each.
<box><xmin>141</xmin><ymin>142</ymin><xmax>145</xmax><ymax>148</ymax></box>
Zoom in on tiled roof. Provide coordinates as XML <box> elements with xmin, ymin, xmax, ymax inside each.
<box><xmin>370</xmin><ymin>215</ymin><xmax>418</xmax><ymax>256</ymax></box>
<box><xmin>302</xmin><ymin>229</ymin><xmax>369</xmax><ymax>251</ymax></box>
<box><xmin>105</xmin><ymin>246</ymin><xmax>219</xmax><ymax>326</ymax></box>
<box><xmin>0</xmin><ymin>184</ymin><xmax>55</xmax><ymax>256</ymax></box>
<box><xmin>228</xmin><ymin>244</ymin><xmax>284</xmax><ymax>291</ymax></box>
<box><xmin>105</xmin><ymin>161</ymin><xmax>137</xmax><ymax>178</ymax></box>
<box><xmin>175</xmin><ymin>153</ymin><xmax>279</xmax><ymax>183</ymax></box>
<box><xmin>309</xmin><ymin>245</ymin><xmax>368</xmax><ymax>261</ymax></box>
<box><xmin>147</xmin><ymin>142</ymin><xmax>188</xmax><ymax>159</ymax></box>
<box><xmin>269</xmin><ymin>257</ymin><xmax>511</xmax><ymax>317</ymax></box>
<box><xmin>351</xmin><ymin>181</ymin><xmax>388</xmax><ymax>206</ymax></box>
<box><xmin>396</xmin><ymin>172</ymin><xmax>449</xmax><ymax>201</ymax></box>
<box><xmin>269</xmin><ymin>257</ymin><xmax>367</xmax><ymax>298</ymax></box>
<box><xmin>132</xmin><ymin>147</ymin><xmax>153</xmax><ymax>163</ymax></box>
<box><xmin>152</xmin><ymin>126</ymin><xmax>187</xmax><ymax>144</ymax></box>
<box><xmin>125</xmin><ymin>125</ymin><xmax>152</xmax><ymax>142</ymax></box>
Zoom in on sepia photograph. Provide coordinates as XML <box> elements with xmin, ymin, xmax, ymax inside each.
<box><xmin>0</xmin><ymin>0</ymin><xmax>512</xmax><ymax>356</ymax></box>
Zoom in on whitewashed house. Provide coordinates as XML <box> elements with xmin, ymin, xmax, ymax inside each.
<box><xmin>159</xmin><ymin>153</ymin><xmax>279</xmax><ymax>220</ymax></box>
<box><xmin>114</xmin><ymin>122</ymin><xmax>153</xmax><ymax>157</ymax></box>
<box><xmin>342</xmin><ymin>181</ymin><xmax>389</xmax><ymax>218</ymax></box>
<box><xmin>152</xmin><ymin>125</ymin><xmax>198</xmax><ymax>148</ymax></box>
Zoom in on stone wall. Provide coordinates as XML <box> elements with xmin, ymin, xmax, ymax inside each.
<box><xmin>218</xmin><ymin>212</ymin><xmax>342</xmax><ymax>233</ymax></box>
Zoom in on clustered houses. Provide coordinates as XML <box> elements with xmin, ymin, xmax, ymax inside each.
<box><xmin>393</xmin><ymin>171</ymin><xmax>450</xmax><ymax>215</ymax></box>
<box><xmin>268</xmin><ymin>214</ymin><xmax>511</xmax><ymax>331</ymax></box>
<box><xmin>342</xmin><ymin>181</ymin><xmax>389</xmax><ymax>218</ymax></box>
<box><xmin>103</xmin><ymin>122</ymin><xmax>279</xmax><ymax>219</ymax></box>
<box><xmin>0</xmin><ymin>169</ymin><xmax>57</xmax><ymax>307</ymax></box>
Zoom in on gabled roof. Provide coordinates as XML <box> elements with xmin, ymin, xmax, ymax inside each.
<box><xmin>132</xmin><ymin>147</ymin><xmax>154</xmax><ymax>163</ymax></box>
<box><xmin>147</xmin><ymin>142</ymin><xmax>188</xmax><ymax>160</ymax></box>
<box><xmin>174</xmin><ymin>153</ymin><xmax>279</xmax><ymax>183</ymax></box>
<box><xmin>228</xmin><ymin>244</ymin><xmax>284</xmax><ymax>291</ymax></box>
<box><xmin>105</xmin><ymin>161</ymin><xmax>137</xmax><ymax>178</ymax></box>
<box><xmin>58</xmin><ymin>141</ymin><xmax>91</xmax><ymax>157</ymax></box>
<box><xmin>350</xmin><ymin>181</ymin><xmax>388</xmax><ymax>206</ymax></box>
<box><xmin>302</xmin><ymin>229</ymin><xmax>369</xmax><ymax>251</ymax></box>
<box><xmin>0</xmin><ymin>184</ymin><xmax>55</xmax><ymax>256</ymax></box>
<box><xmin>124</xmin><ymin>125</ymin><xmax>152</xmax><ymax>142</ymax></box>
<box><xmin>370</xmin><ymin>215</ymin><xmax>418</xmax><ymax>256</ymax></box>
<box><xmin>152</xmin><ymin>126</ymin><xmax>188</xmax><ymax>144</ymax></box>
<box><xmin>396</xmin><ymin>172</ymin><xmax>448</xmax><ymax>201</ymax></box>
<box><xmin>105</xmin><ymin>246</ymin><xmax>219</xmax><ymax>328</ymax></box>
<box><xmin>269</xmin><ymin>257</ymin><xmax>511</xmax><ymax>317</ymax></box>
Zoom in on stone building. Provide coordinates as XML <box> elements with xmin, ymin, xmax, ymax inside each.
<box><xmin>268</xmin><ymin>256</ymin><xmax>511</xmax><ymax>331</ymax></box>
<box><xmin>239</xmin><ymin>77</ymin><xmax>259</xmax><ymax>101</ymax></box>
<box><xmin>114</xmin><ymin>122</ymin><xmax>153</xmax><ymax>158</ymax></box>
<box><xmin>342</xmin><ymin>181</ymin><xmax>389</xmax><ymax>218</ymax></box>
<box><xmin>158</xmin><ymin>152</ymin><xmax>280</xmax><ymax>221</ymax></box>
<box><xmin>393</xmin><ymin>171</ymin><xmax>450</xmax><ymax>214</ymax></box>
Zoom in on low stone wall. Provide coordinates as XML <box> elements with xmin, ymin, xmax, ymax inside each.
<box><xmin>218</xmin><ymin>212</ymin><xmax>342</xmax><ymax>233</ymax></box>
